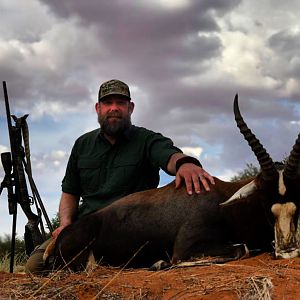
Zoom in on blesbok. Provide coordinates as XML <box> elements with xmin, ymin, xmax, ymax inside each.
<box><xmin>47</xmin><ymin>95</ymin><xmax>300</xmax><ymax>271</ymax></box>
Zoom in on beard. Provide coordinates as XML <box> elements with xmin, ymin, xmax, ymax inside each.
<box><xmin>98</xmin><ymin>112</ymin><xmax>132</xmax><ymax>137</ymax></box>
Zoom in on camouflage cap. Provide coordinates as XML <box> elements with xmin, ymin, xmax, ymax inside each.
<box><xmin>98</xmin><ymin>79</ymin><xmax>131</xmax><ymax>101</ymax></box>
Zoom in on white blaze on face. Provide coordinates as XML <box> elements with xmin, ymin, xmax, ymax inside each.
<box><xmin>278</xmin><ymin>170</ymin><xmax>287</xmax><ymax>196</ymax></box>
<box><xmin>271</xmin><ymin>202</ymin><xmax>300</xmax><ymax>259</ymax></box>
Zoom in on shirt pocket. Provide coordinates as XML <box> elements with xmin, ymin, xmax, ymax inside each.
<box><xmin>110</xmin><ymin>156</ymin><xmax>140</xmax><ymax>189</ymax></box>
<box><xmin>77</xmin><ymin>159</ymin><xmax>102</xmax><ymax>193</ymax></box>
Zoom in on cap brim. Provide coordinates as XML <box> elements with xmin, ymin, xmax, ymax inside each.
<box><xmin>99</xmin><ymin>92</ymin><xmax>131</xmax><ymax>101</ymax></box>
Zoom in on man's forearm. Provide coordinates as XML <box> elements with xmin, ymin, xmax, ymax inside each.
<box><xmin>166</xmin><ymin>153</ymin><xmax>186</xmax><ymax>175</ymax></box>
<box><xmin>59</xmin><ymin>192</ymin><xmax>80</xmax><ymax>227</ymax></box>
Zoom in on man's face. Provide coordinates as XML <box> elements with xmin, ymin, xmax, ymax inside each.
<box><xmin>96</xmin><ymin>95</ymin><xmax>134</xmax><ymax>137</ymax></box>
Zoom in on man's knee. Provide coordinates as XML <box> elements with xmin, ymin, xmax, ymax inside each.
<box><xmin>25</xmin><ymin>238</ymin><xmax>53</xmax><ymax>275</ymax></box>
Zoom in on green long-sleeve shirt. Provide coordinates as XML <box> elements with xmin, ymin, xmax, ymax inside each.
<box><xmin>62</xmin><ymin>125</ymin><xmax>182</xmax><ymax>217</ymax></box>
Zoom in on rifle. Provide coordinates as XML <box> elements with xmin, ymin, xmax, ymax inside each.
<box><xmin>0</xmin><ymin>81</ymin><xmax>53</xmax><ymax>273</ymax></box>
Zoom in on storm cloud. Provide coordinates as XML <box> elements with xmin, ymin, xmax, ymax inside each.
<box><xmin>0</xmin><ymin>0</ymin><xmax>300</xmax><ymax>235</ymax></box>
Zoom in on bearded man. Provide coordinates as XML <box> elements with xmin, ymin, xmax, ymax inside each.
<box><xmin>25</xmin><ymin>79</ymin><xmax>214</xmax><ymax>274</ymax></box>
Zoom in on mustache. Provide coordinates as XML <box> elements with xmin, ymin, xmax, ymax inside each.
<box><xmin>106</xmin><ymin>113</ymin><xmax>122</xmax><ymax>118</ymax></box>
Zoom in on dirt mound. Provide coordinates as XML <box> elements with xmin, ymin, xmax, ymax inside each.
<box><xmin>0</xmin><ymin>253</ymin><xmax>300</xmax><ymax>299</ymax></box>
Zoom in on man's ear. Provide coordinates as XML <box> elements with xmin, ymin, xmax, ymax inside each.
<box><xmin>95</xmin><ymin>102</ymin><xmax>100</xmax><ymax>112</ymax></box>
<box><xmin>129</xmin><ymin>102</ymin><xmax>135</xmax><ymax>114</ymax></box>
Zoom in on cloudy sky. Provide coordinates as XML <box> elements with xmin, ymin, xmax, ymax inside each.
<box><xmin>0</xmin><ymin>0</ymin><xmax>300</xmax><ymax>237</ymax></box>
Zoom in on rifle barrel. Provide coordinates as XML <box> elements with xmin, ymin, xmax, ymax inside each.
<box><xmin>2</xmin><ymin>82</ymin><xmax>13</xmax><ymax>143</ymax></box>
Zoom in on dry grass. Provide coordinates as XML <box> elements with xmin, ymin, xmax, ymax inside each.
<box><xmin>236</xmin><ymin>276</ymin><xmax>273</xmax><ymax>300</ymax></box>
<box><xmin>0</xmin><ymin>252</ymin><xmax>26</xmax><ymax>273</ymax></box>
<box><xmin>0</xmin><ymin>253</ymin><xmax>299</xmax><ymax>299</ymax></box>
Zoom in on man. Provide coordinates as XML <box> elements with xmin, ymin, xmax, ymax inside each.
<box><xmin>25</xmin><ymin>79</ymin><xmax>214</xmax><ymax>274</ymax></box>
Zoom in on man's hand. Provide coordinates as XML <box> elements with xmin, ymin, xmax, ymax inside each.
<box><xmin>51</xmin><ymin>192</ymin><xmax>79</xmax><ymax>238</ymax></box>
<box><xmin>175</xmin><ymin>163</ymin><xmax>215</xmax><ymax>195</ymax></box>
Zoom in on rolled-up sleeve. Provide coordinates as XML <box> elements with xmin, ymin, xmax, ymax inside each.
<box><xmin>61</xmin><ymin>142</ymin><xmax>82</xmax><ymax>195</ymax></box>
<box><xmin>146</xmin><ymin>133</ymin><xmax>182</xmax><ymax>175</ymax></box>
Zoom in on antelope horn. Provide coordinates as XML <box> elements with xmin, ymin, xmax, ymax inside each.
<box><xmin>283</xmin><ymin>132</ymin><xmax>300</xmax><ymax>180</ymax></box>
<box><xmin>234</xmin><ymin>94</ymin><xmax>277</xmax><ymax>180</ymax></box>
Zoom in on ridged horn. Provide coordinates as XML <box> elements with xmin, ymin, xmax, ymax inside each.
<box><xmin>283</xmin><ymin>132</ymin><xmax>300</xmax><ymax>179</ymax></box>
<box><xmin>234</xmin><ymin>94</ymin><xmax>277</xmax><ymax>180</ymax></box>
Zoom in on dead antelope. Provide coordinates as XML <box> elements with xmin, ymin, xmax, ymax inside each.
<box><xmin>48</xmin><ymin>95</ymin><xmax>300</xmax><ymax>271</ymax></box>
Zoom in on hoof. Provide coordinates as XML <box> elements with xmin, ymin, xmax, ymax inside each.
<box><xmin>149</xmin><ymin>260</ymin><xmax>171</xmax><ymax>271</ymax></box>
<box><xmin>275</xmin><ymin>248</ymin><xmax>300</xmax><ymax>259</ymax></box>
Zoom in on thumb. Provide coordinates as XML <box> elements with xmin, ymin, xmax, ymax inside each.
<box><xmin>175</xmin><ymin>173</ymin><xmax>182</xmax><ymax>189</ymax></box>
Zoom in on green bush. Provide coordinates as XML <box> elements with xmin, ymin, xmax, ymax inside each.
<box><xmin>0</xmin><ymin>234</ymin><xmax>26</xmax><ymax>259</ymax></box>
<box><xmin>230</xmin><ymin>163</ymin><xmax>259</xmax><ymax>181</ymax></box>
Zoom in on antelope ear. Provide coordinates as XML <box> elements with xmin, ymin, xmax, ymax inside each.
<box><xmin>220</xmin><ymin>180</ymin><xmax>258</xmax><ymax>206</ymax></box>
<box><xmin>43</xmin><ymin>236</ymin><xmax>57</xmax><ymax>262</ymax></box>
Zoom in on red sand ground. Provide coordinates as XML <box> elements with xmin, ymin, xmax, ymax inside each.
<box><xmin>0</xmin><ymin>253</ymin><xmax>300</xmax><ymax>299</ymax></box>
